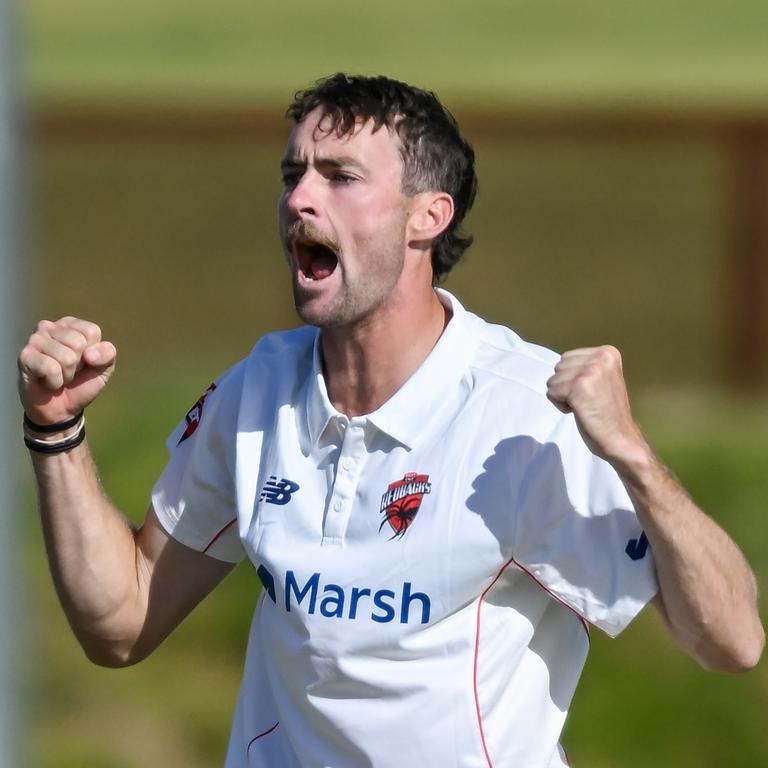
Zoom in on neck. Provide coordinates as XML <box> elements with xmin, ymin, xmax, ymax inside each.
<box><xmin>321</xmin><ymin>287</ymin><xmax>449</xmax><ymax>417</ymax></box>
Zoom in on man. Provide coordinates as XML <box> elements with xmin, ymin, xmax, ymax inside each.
<box><xmin>18</xmin><ymin>74</ymin><xmax>763</xmax><ymax>767</ymax></box>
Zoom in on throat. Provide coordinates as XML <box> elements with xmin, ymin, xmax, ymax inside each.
<box><xmin>321</xmin><ymin>295</ymin><xmax>451</xmax><ymax>418</ymax></box>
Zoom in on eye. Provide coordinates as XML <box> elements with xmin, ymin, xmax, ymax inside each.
<box><xmin>331</xmin><ymin>171</ymin><xmax>356</xmax><ymax>185</ymax></box>
<box><xmin>281</xmin><ymin>170</ymin><xmax>302</xmax><ymax>189</ymax></box>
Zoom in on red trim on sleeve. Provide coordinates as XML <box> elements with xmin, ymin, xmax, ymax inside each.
<box><xmin>202</xmin><ymin>517</ymin><xmax>237</xmax><ymax>554</ymax></box>
<box><xmin>511</xmin><ymin>556</ymin><xmax>593</xmax><ymax>638</ymax></box>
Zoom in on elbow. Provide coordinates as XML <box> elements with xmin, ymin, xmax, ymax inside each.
<box><xmin>84</xmin><ymin>646</ymin><xmax>142</xmax><ymax>669</ymax></box>
<box><xmin>78</xmin><ymin>633</ymin><xmax>150</xmax><ymax>669</ymax></box>
<box><xmin>696</xmin><ymin>623</ymin><xmax>765</xmax><ymax>674</ymax></box>
<box><xmin>731</xmin><ymin>623</ymin><xmax>765</xmax><ymax>672</ymax></box>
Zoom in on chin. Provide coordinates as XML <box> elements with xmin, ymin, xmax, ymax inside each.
<box><xmin>294</xmin><ymin>295</ymin><xmax>342</xmax><ymax>329</ymax></box>
<box><xmin>295</xmin><ymin>299</ymin><xmax>364</xmax><ymax>330</ymax></box>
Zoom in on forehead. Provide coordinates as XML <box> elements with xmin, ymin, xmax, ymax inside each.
<box><xmin>284</xmin><ymin>107</ymin><xmax>403</xmax><ymax>169</ymax></box>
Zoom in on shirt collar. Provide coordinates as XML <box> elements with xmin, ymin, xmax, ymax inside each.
<box><xmin>305</xmin><ymin>289</ymin><xmax>477</xmax><ymax>451</ymax></box>
<box><xmin>306</xmin><ymin>331</ymin><xmax>339</xmax><ymax>448</ymax></box>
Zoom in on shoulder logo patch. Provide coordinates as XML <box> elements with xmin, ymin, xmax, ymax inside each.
<box><xmin>379</xmin><ymin>472</ymin><xmax>431</xmax><ymax>539</ymax></box>
<box><xmin>177</xmin><ymin>382</ymin><xmax>217</xmax><ymax>445</ymax></box>
<box><xmin>260</xmin><ymin>476</ymin><xmax>301</xmax><ymax>505</ymax></box>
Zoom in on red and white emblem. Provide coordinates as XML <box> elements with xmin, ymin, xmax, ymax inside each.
<box><xmin>177</xmin><ymin>382</ymin><xmax>217</xmax><ymax>445</ymax></box>
<box><xmin>379</xmin><ymin>472</ymin><xmax>432</xmax><ymax>539</ymax></box>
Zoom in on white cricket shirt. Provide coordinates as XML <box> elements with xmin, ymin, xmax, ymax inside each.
<box><xmin>152</xmin><ymin>289</ymin><xmax>658</xmax><ymax>768</ymax></box>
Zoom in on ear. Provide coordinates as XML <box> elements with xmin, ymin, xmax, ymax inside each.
<box><xmin>407</xmin><ymin>192</ymin><xmax>455</xmax><ymax>246</ymax></box>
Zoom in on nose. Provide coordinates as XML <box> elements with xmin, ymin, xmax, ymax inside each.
<box><xmin>284</xmin><ymin>171</ymin><xmax>319</xmax><ymax>220</ymax></box>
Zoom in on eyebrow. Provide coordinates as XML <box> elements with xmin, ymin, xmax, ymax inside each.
<box><xmin>280</xmin><ymin>155</ymin><xmax>369</xmax><ymax>174</ymax></box>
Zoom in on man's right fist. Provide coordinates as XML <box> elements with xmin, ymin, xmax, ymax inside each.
<box><xmin>18</xmin><ymin>317</ymin><xmax>117</xmax><ymax>427</ymax></box>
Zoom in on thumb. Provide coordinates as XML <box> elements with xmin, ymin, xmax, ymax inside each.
<box><xmin>82</xmin><ymin>341</ymin><xmax>117</xmax><ymax>370</ymax></box>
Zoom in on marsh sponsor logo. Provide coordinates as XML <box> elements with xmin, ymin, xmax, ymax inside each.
<box><xmin>257</xmin><ymin>565</ymin><xmax>431</xmax><ymax>625</ymax></box>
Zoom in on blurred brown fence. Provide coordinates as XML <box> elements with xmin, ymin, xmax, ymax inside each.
<box><xmin>34</xmin><ymin>104</ymin><xmax>768</xmax><ymax>389</ymax></box>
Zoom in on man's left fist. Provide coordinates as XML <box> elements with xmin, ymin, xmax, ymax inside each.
<box><xmin>546</xmin><ymin>345</ymin><xmax>647</xmax><ymax>466</ymax></box>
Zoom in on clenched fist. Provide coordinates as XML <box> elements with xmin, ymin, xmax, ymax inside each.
<box><xmin>18</xmin><ymin>317</ymin><xmax>117</xmax><ymax>427</ymax></box>
<box><xmin>546</xmin><ymin>345</ymin><xmax>649</xmax><ymax>467</ymax></box>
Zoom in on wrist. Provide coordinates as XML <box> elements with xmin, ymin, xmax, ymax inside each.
<box><xmin>23</xmin><ymin>410</ymin><xmax>84</xmax><ymax>434</ymax></box>
<box><xmin>609</xmin><ymin>435</ymin><xmax>657</xmax><ymax>487</ymax></box>
<box><xmin>23</xmin><ymin>411</ymin><xmax>86</xmax><ymax>455</ymax></box>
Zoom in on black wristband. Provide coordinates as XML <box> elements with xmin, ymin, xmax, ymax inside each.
<box><xmin>23</xmin><ymin>410</ymin><xmax>84</xmax><ymax>434</ymax></box>
<box><xmin>24</xmin><ymin>425</ymin><xmax>86</xmax><ymax>454</ymax></box>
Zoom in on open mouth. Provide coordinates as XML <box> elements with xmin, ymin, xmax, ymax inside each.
<box><xmin>287</xmin><ymin>222</ymin><xmax>340</xmax><ymax>282</ymax></box>
<box><xmin>295</xmin><ymin>240</ymin><xmax>339</xmax><ymax>281</ymax></box>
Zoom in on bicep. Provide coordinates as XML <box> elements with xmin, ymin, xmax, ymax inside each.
<box><xmin>130</xmin><ymin>504</ymin><xmax>235</xmax><ymax>661</ymax></box>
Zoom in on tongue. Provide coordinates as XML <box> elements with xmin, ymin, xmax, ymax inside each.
<box><xmin>311</xmin><ymin>251</ymin><xmax>337</xmax><ymax>280</ymax></box>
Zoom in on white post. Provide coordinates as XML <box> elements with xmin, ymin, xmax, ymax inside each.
<box><xmin>0</xmin><ymin>0</ymin><xmax>24</xmax><ymax>765</ymax></box>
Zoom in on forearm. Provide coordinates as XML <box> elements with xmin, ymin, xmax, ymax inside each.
<box><xmin>548</xmin><ymin>346</ymin><xmax>764</xmax><ymax>671</ymax></box>
<box><xmin>616</xmin><ymin>444</ymin><xmax>764</xmax><ymax>672</ymax></box>
<box><xmin>32</xmin><ymin>438</ymin><xmax>147</xmax><ymax>665</ymax></box>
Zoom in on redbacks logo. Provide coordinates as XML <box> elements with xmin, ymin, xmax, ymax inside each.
<box><xmin>177</xmin><ymin>382</ymin><xmax>217</xmax><ymax>445</ymax></box>
<box><xmin>379</xmin><ymin>472</ymin><xmax>432</xmax><ymax>539</ymax></box>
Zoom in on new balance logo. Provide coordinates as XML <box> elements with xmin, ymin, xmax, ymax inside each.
<box><xmin>260</xmin><ymin>476</ymin><xmax>300</xmax><ymax>505</ymax></box>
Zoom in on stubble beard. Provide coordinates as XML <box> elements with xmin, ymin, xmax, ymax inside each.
<box><xmin>293</xmin><ymin>238</ymin><xmax>406</xmax><ymax>330</ymax></box>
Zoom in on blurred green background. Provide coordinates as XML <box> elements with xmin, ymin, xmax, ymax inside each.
<box><xmin>20</xmin><ymin>1</ymin><xmax>768</xmax><ymax>766</ymax></box>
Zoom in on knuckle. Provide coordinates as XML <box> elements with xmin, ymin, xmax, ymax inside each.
<box><xmin>69</xmin><ymin>333</ymin><xmax>89</xmax><ymax>353</ymax></box>
<box><xmin>583</xmin><ymin>363</ymin><xmax>601</xmax><ymax>379</ymax></box>
<box><xmin>41</xmin><ymin>356</ymin><xmax>62</xmax><ymax>379</ymax></box>
<box><xmin>60</xmin><ymin>349</ymin><xmax>79</xmax><ymax>370</ymax></box>
<box><xmin>77</xmin><ymin>320</ymin><xmax>102</xmax><ymax>344</ymax></box>
<box><xmin>17</xmin><ymin>347</ymin><xmax>34</xmax><ymax>371</ymax></box>
<box><xmin>599</xmin><ymin>345</ymin><xmax>621</xmax><ymax>363</ymax></box>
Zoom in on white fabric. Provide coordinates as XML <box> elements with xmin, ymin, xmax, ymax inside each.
<box><xmin>152</xmin><ymin>290</ymin><xmax>658</xmax><ymax>767</ymax></box>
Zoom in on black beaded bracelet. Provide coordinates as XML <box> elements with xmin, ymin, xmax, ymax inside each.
<box><xmin>24</xmin><ymin>425</ymin><xmax>87</xmax><ymax>454</ymax></box>
<box><xmin>23</xmin><ymin>410</ymin><xmax>84</xmax><ymax>434</ymax></box>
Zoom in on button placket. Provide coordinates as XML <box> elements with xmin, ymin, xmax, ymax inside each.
<box><xmin>323</xmin><ymin>419</ymin><xmax>367</xmax><ymax>543</ymax></box>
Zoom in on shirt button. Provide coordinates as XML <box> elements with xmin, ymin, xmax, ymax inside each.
<box><xmin>333</xmin><ymin>500</ymin><xmax>344</xmax><ymax>512</ymax></box>
<box><xmin>342</xmin><ymin>458</ymin><xmax>354</xmax><ymax>471</ymax></box>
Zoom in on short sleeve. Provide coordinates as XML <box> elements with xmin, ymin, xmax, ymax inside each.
<box><xmin>151</xmin><ymin>366</ymin><xmax>246</xmax><ymax>564</ymax></box>
<box><xmin>513</xmin><ymin>416</ymin><xmax>658</xmax><ymax>636</ymax></box>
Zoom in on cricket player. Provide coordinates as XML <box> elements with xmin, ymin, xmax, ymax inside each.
<box><xmin>18</xmin><ymin>74</ymin><xmax>764</xmax><ymax>767</ymax></box>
